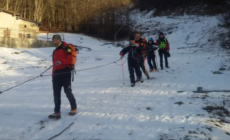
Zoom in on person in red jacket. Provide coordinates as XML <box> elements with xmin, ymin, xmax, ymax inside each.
<box><xmin>135</xmin><ymin>33</ymin><xmax>150</xmax><ymax>79</ymax></box>
<box><xmin>49</xmin><ymin>35</ymin><xmax>77</xmax><ymax>119</ymax></box>
<box><xmin>156</xmin><ymin>32</ymin><xmax>170</xmax><ymax>70</ymax></box>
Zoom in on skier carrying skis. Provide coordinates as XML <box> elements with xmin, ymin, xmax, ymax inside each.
<box><xmin>120</xmin><ymin>36</ymin><xmax>143</xmax><ymax>87</ymax></box>
<box><xmin>49</xmin><ymin>35</ymin><xmax>77</xmax><ymax>119</ymax></box>
<box><xmin>135</xmin><ymin>33</ymin><xmax>150</xmax><ymax>79</ymax></box>
<box><xmin>147</xmin><ymin>38</ymin><xmax>159</xmax><ymax>72</ymax></box>
<box><xmin>156</xmin><ymin>32</ymin><xmax>170</xmax><ymax>70</ymax></box>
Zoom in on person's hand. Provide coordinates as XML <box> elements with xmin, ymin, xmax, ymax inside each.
<box><xmin>142</xmin><ymin>51</ymin><xmax>146</xmax><ymax>57</ymax></box>
<box><xmin>134</xmin><ymin>43</ymin><xmax>139</xmax><ymax>47</ymax></box>
<box><xmin>55</xmin><ymin>61</ymin><xmax>62</xmax><ymax>66</ymax></box>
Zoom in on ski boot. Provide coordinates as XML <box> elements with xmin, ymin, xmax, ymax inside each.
<box><xmin>131</xmin><ymin>83</ymin><xmax>135</xmax><ymax>87</ymax></box>
<box><xmin>149</xmin><ymin>69</ymin><xmax>154</xmax><ymax>72</ymax></box>
<box><xmin>136</xmin><ymin>77</ymin><xmax>144</xmax><ymax>83</ymax></box>
<box><xmin>49</xmin><ymin>112</ymin><xmax>61</xmax><ymax>119</ymax></box>
<box><xmin>69</xmin><ymin>109</ymin><xmax>77</xmax><ymax>116</ymax></box>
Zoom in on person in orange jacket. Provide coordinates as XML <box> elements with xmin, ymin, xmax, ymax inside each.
<box><xmin>156</xmin><ymin>32</ymin><xmax>170</xmax><ymax>70</ymax></box>
<box><xmin>49</xmin><ymin>35</ymin><xmax>77</xmax><ymax>119</ymax></box>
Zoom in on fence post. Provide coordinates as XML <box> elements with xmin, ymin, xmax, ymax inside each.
<box><xmin>7</xmin><ymin>28</ymin><xmax>9</xmax><ymax>47</ymax></box>
<box><xmin>47</xmin><ymin>31</ymin><xmax>49</xmax><ymax>41</ymax></box>
<box><xmin>114</xmin><ymin>22</ymin><xmax>127</xmax><ymax>47</ymax></box>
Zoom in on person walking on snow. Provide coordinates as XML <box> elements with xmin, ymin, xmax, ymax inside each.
<box><xmin>156</xmin><ymin>32</ymin><xmax>170</xmax><ymax>70</ymax></box>
<box><xmin>120</xmin><ymin>36</ymin><xmax>143</xmax><ymax>87</ymax></box>
<box><xmin>147</xmin><ymin>38</ymin><xmax>159</xmax><ymax>72</ymax></box>
<box><xmin>135</xmin><ymin>33</ymin><xmax>150</xmax><ymax>79</ymax></box>
<box><xmin>49</xmin><ymin>35</ymin><xmax>77</xmax><ymax>119</ymax></box>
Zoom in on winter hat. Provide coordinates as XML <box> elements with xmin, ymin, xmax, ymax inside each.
<box><xmin>159</xmin><ymin>32</ymin><xmax>164</xmax><ymax>36</ymax></box>
<box><xmin>129</xmin><ymin>35</ymin><xmax>135</xmax><ymax>41</ymax></box>
<box><xmin>52</xmin><ymin>35</ymin><xmax>62</xmax><ymax>41</ymax></box>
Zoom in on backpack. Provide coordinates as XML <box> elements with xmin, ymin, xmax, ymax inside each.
<box><xmin>64</xmin><ymin>44</ymin><xmax>77</xmax><ymax>70</ymax></box>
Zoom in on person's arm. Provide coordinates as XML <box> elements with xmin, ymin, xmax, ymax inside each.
<box><xmin>61</xmin><ymin>46</ymin><xmax>73</xmax><ymax>64</ymax></box>
<box><xmin>120</xmin><ymin>46</ymin><xmax>130</xmax><ymax>56</ymax></box>
<box><xmin>156</xmin><ymin>40</ymin><xmax>159</xmax><ymax>46</ymax></box>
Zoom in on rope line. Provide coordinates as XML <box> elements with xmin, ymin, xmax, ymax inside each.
<box><xmin>0</xmin><ymin>59</ymin><xmax>122</xmax><ymax>94</ymax></box>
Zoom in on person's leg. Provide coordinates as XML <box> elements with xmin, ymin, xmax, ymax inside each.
<box><xmin>52</xmin><ymin>77</ymin><xmax>62</xmax><ymax>113</ymax></box>
<box><xmin>134</xmin><ymin>60</ymin><xmax>142</xmax><ymax>80</ymax></box>
<box><xmin>139</xmin><ymin>59</ymin><xmax>145</xmax><ymax>74</ymax></box>
<box><xmin>147</xmin><ymin>55</ymin><xmax>153</xmax><ymax>70</ymax></box>
<box><xmin>128</xmin><ymin>60</ymin><xmax>135</xmax><ymax>84</ymax></box>
<box><xmin>62</xmin><ymin>73</ymin><xmax>77</xmax><ymax>111</ymax></box>
<box><xmin>141</xmin><ymin>57</ymin><xmax>150</xmax><ymax>79</ymax></box>
<box><xmin>153</xmin><ymin>55</ymin><xmax>157</xmax><ymax>70</ymax></box>
<box><xmin>159</xmin><ymin>51</ymin><xmax>163</xmax><ymax>69</ymax></box>
<box><xmin>164</xmin><ymin>51</ymin><xmax>169</xmax><ymax>67</ymax></box>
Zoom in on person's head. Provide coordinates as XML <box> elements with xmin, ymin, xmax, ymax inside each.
<box><xmin>135</xmin><ymin>33</ymin><xmax>141</xmax><ymax>41</ymax></box>
<box><xmin>52</xmin><ymin>35</ymin><xmax>62</xmax><ymax>46</ymax></box>
<box><xmin>129</xmin><ymin>35</ymin><xmax>135</xmax><ymax>45</ymax></box>
<box><xmin>148</xmin><ymin>38</ymin><xmax>153</xmax><ymax>44</ymax></box>
<box><xmin>159</xmin><ymin>32</ymin><xmax>164</xmax><ymax>39</ymax></box>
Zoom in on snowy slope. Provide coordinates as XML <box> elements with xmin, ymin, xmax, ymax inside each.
<box><xmin>0</xmin><ymin>12</ymin><xmax>230</xmax><ymax>140</ymax></box>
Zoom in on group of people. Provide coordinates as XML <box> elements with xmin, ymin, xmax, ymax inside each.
<box><xmin>120</xmin><ymin>32</ymin><xmax>170</xmax><ymax>87</ymax></box>
<box><xmin>48</xmin><ymin>32</ymin><xmax>170</xmax><ymax>119</ymax></box>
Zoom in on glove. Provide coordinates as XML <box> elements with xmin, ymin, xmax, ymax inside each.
<box><xmin>120</xmin><ymin>52</ymin><xmax>123</xmax><ymax>56</ymax></box>
<box><xmin>154</xmin><ymin>47</ymin><xmax>158</xmax><ymax>50</ymax></box>
<box><xmin>134</xmin><ymin>43</ymin><xmax>139</xmax><ymax>47</ymax></box>
<box><xmin>55</xmin><ymin>61</ymin><xmax>62</xmax><ymax>66</ymax></box>
<box><xmin>142</xmin><ymin>51</ymin><xmax>146</xmax><ymax>57</ymax></box>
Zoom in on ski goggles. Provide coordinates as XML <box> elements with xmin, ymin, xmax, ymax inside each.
<box><xmin>148</xmin><ymin>38</ymin><xmax>153</xmax><ymax>41</ymax></box>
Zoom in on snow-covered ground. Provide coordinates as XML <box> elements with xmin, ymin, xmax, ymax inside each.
<box><xmin>0</xmin><ymin>12</ymin><xmax>230</xmax><ymax>140</ymax></box>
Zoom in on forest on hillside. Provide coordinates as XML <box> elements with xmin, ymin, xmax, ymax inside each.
<box><xmin>0</xmin><ymin>0</ymin><xmax>133</xmax><ymax>40</ymax></box>
<box><xmin>0</xmin><ymin>0</ymin><xmax>230</xmax><ymax>40</ymax></box>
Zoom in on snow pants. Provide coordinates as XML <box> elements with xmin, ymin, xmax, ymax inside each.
<box><xmin>147</xmin><ymin>53</ymin><xmax>157</xmax><ymax>70</ymax></box>
<box><xmin>128</xmin><ymin>59</ymin><xmax>142</xmax><ymax>84</ymax></box>
<box><xmin>52</xmin><ymin>71</ymin><xmax>77</xmax><ymax>113</ymax></box>
<box><xmin>159</xmin><ymin>49</ymin><xmax>169</xmax><ymax>68</ymax></box>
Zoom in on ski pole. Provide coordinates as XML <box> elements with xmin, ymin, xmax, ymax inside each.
<box><xmin>121</xmin><ymin>56</ymin><xmax>125</xmax><ymax>85</ymax></box>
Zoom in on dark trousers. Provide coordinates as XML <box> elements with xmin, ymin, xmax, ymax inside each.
<box><xmin>52</xmin><ymin>72</ymin><xmax>77</xmax><ymax>113</ymax></box>
<box><xmin>147</xmin><ymin>53</ymin><xmax>157</xmax><ymax>70</ymax></box>
<box><xmin>128</xmin><ymin>59</ymin><xmax>142</xmax><ymax>83</ymax></box>
<box><xmin>139</xmin><ymin>57</ymin><xmax>149</xmax><ymax>78</ymax></box>
<box><xmin>159</xmin><ymin>50</ymin><xmax>168</xmax><ymax>68</ymax></box>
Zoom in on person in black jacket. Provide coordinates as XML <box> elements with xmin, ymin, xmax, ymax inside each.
<box><xmin>120</xmin><ymin>36</ymin><xmax>143</xmax><ymax>87</ymax></box>
<box><xmin>147</xmin><ymin>38</ymin><xmax>159</xmax><ymax>72</ymax></box>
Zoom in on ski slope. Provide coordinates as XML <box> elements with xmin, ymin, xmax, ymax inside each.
<box><xmin>0</xmin><ymin>13</ymin><xmax>230</xmax><ymax>140</ymax></box>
